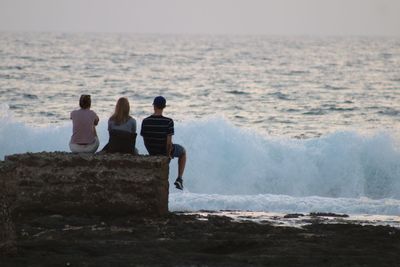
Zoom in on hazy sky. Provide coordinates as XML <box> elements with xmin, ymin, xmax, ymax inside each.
<box><xmin>0</xmin><ymin>0</ymin><xmax>399</xmax><ymax>35</ymax></box>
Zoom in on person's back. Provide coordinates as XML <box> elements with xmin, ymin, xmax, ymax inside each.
<box><xmin>141</xmin><ymin>115</ymin><xmax>173</xmax><ymax>156</ymax></box>
<box><xmin>71</xmin><ymin>109</ymin><xmax>98</xmax><ymax>144</ymax></box>
<box><xmin>140</xmin><ymin>96</ymin><xmax>186</xmax><ymax>190</ymax></box>
<box><xmin>102</xmin><ymin>97</ymin><xmax>137</xmax><ymax>154</ymax></box>
<box><xmin>106</xmin><ymin>117</ymin><xmax>137</xmax><ymax>154</ymax></box>
<box><xmin>108</xmin><ymin>117</ymin><xmax>136</xmax><ymax>134</ymax></box>
<box><xmin>70</xmin><ymin>94</ymin><xmax>99</xmax><ymax>153</ymax></box>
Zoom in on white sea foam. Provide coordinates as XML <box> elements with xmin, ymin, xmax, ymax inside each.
<box><xmin>172</xmin><ymin>117</ymin><xmax>400</xmax><ymax>200</ymax></box>
<box><xmin>169</xmin><ymin>193</ymin><xmax>400</xmax><ymax>216</ymax></box>
<box><xmin>1</xmin><ymin>110</ymin><xmax>400</xmax><ymax>215</ymax></box>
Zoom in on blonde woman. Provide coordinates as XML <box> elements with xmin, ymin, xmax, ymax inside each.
<box><xmin>102</xmin><ymin>97</ymin><xmax>137</xmax><ymax>154</ymax></box>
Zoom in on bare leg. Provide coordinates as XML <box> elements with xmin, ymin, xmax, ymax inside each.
<box><xmin>178</xmin><ymin>151</ymin><xmax>186</xmax><ymax>178</ymax></box>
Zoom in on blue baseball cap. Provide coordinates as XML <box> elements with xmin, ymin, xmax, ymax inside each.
<box><xmin>153</xmin><ymin>96</ymin><xmax>166</xmax><ymax>108</ymax></box>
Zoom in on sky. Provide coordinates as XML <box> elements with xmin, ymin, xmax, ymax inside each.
<box><xmin>0</xmin><ymin>0</ymin><xmax>399</xmax><ymax>36</ymax></box>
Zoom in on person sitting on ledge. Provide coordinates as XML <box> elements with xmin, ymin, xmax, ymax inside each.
<box><xmin>140</xmin><ymin>96</ymin><xmax>187</xmax><ymax>190</ymax></box>
<box><xmin>70</xmin><ymin>94</ymin><xmax>100</xmax><ymax>153</ymax></box>
<box><xmin>102</xmin><ymin>97</ymin><xmax>137</xmax><ymax>154</ymax></box>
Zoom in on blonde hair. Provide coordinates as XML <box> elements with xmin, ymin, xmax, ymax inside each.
<box><xmin>110</xmin><ymin>97</ymin><xmax>130</xmax><ymax>125</ymax></box>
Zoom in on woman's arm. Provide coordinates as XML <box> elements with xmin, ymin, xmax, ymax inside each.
<box><xmin>132</xmin><ymin>118</ymin><xmax>137</xmax><ymax>133</ymax></box>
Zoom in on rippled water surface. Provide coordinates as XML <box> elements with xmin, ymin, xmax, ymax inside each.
<box><xmin>1</xmin><ymin>33</ymin><xmax>399</xmax><ymax>137</ymax></box>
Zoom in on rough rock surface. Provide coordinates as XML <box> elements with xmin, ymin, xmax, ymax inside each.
<box><xmin>1</xmin><ymin>152</ymin><xmax>170</xmax><ymax>217</ymax></box>
<box><xmin>0</xmin><ymin>162</ymin><xmax>17</xmax><ymax>255</ymax></box>
<box><xmin>1</xmin><ymin>213</ymin><xmax>400</xmax><ymax>267</ymax></box>
<box><xmin>1</xmin><ymin>153</ymin><xmax>400</xmax><ymax>266</ymax></box>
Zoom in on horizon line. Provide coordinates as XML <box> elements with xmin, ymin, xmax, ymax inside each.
<box><xmin>1</xmin><ymin>29</ymin><xmax>399</xmax><ymax>38</ymax></box>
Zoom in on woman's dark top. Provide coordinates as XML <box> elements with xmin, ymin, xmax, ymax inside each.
<box><xmin>103</xmin><ymin>117</ymin><xmax>137</xmax><ymax>154</ymax></box>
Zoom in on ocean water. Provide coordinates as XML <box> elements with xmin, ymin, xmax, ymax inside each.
<box><xmin>1</xmin><ymin>32</ymin><xmax>400</xmax><ymax>217</ymax></box>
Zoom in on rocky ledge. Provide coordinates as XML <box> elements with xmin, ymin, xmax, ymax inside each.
<box><xmin>0</xmin><ymin>152</ymin><xmax>170</xmax><ymax>255</ymax></box>
<box><xmin>0</xmin><ymin>162</ymin><xmax>16</xmax><ymax>256</ymax></box>
<box><xmin>1</xmin><ymin>213</ymin><xmax>400</xmax><ymax>267</ymax></box>
<box><xmin>1</xmin><ymin>153</ymin><xmax>400</xmax><ymax>266</ymax></box>
<box><xmin>1</xmin><ymin>152</ymin><xmax>170</xmax><ymax>217</ymax></box>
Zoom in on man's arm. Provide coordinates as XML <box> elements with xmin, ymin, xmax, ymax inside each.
<box><xmin>166</xmin><ymin>135</ymin><xmax>173</xmax><ymax>158</ymax></box>
<box><xmin>166</xmin><ymin>119</ymin><xmax>174</xmax><ymax>157</ymax></box>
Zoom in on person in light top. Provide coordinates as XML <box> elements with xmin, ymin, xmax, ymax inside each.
<box><xmin>69</xmin><ymin>94</ymin><xmax>99</xmax><ymax>153</ymax></box>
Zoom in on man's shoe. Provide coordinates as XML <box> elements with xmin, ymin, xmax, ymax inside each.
<box><xmin>174</xmin><ymin>177</ymin><xmax>183</xmax><ymax>190</ymax></box>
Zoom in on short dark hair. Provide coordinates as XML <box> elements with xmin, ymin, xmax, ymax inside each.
<box><xmin>153</xmin><ymin>96</ymin><xmax>166</xmax><ymax>109</ymax></box>
<box><xmin>79</xmin><ymin>94</ymin><xmax>91</xmax><ymax>109</ymax></box>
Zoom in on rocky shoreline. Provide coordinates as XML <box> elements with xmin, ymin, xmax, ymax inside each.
<box><xmin>2</xmin><ymin>212</ymin><xmax>399</xmax><ymax>267</ymax></box>
<box><xmin>1</xmin><ymin>152</ymin><xmax>399</xmax><ymax>266</ymax></box>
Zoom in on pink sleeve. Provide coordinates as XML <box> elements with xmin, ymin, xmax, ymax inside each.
<box><xmin>92</xmin><ymin>111</ymin><xmax>99</xmax><ymax>123</ymax></box>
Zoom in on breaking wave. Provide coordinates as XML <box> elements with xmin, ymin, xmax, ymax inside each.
<box><xmin>2</xmin><ymin>107</ymin><xmax>400</xmax><ymax>214</ymax></box>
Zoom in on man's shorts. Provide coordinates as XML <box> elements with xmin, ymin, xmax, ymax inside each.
<box><xmin>171</xmin><ymin>144</ymin><xmax>185</xmax><ymax>159</ymax></box>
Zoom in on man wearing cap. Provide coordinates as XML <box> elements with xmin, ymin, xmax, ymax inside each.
<box><xmin>140</xmin><ymin>96</ymin><xmax>187</xmax><ymax>190</ymax></box>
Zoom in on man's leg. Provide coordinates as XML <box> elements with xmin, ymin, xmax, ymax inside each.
<box><xmin>172</xmin><ymin>144</ymin><xmax>186</xmax><ymax>190</ymax></box>
<box><xmin>178</xmin><ymin>151</ymin><xmax>186</xmax><ymax>178</ymax></box>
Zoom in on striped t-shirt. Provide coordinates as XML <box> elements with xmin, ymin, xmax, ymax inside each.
<box><xmin>140</xmin><ymin>115</ymin><xmax>174</xmax><ymax>155</ymax></box>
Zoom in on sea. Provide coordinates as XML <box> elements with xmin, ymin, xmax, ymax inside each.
<box><xmin>1</xmin><ymin>32</ymin><xmax>400</xmax><ymax>224</ymax></box>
